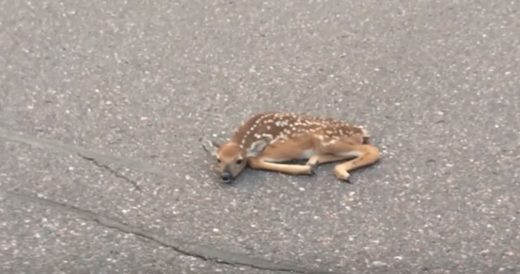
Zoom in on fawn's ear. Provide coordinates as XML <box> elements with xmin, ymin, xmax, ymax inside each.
<box><xmin>210</xmin><ymin>140</ymin><xmax>220</xmax><ymax>148</ymax></box>
<box><xmin>201</xmin><ymin>140</ymin><xmax>220</xmax><ymax>157</ymax></box>
<box><xmin>246</xmin><ymin>138</ymin><xmax>270</xmax><ymax>158</ymax></box>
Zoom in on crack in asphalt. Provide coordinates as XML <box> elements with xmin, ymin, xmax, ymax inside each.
<box><xmin>3</xmin><ymin>191</ymin><xmax>336</xmax><ymax>274</ymax></box>
<box><xmin>0</xmin><ymin>128</ymin><xmax>339</xmax><ymax>274</ymax></box>
<box><xmin>0</xmin><ymin>127</ymin><xmax>174</xmax><ymax>178</ymax></box>
<box><xmin>77</xmin><ymin>153</ymin><xmax>142</xmax><ymax>192</ymax></box>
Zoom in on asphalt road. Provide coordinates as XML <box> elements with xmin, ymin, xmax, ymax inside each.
<box><xmin>1</xmin><ymin>1</ymin><xmax>519</xmax><ymax>273</ymax></box>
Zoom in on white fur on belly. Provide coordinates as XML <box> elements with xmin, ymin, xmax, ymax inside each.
<box><xmin>298</xmin><ymin>149</ymin><xmax>316</xmax><ymax>159</ymax></box>
<box><xmin>339</xmin><ymin>151</ymin><xmax>361</xmax><ymax>158</ymax></box>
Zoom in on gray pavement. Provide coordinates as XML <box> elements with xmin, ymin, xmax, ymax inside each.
<box><xmin>1</xmin><ymin>1</ymin><xmax>519</xmax><ymax>273</ymax></box>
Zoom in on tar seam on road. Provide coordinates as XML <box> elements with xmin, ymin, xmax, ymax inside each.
<box><xmin>0</xmin><ymin>127</ymin><xmax>339</xmax><ymax>274</ymax></box>
<box><xmin>0</xmin><ymin>127</ymin><xmax>174</xmax><ymax>178</ymax></box>
<box><xmin>77</xmin><ymin>153</ymin><xmax>142</xmax><ymax>192</ymax></box>
<box><xmin>2</xmin><ymin>191</ymin><xmax>337</xmax><ymax>274</ymax></box>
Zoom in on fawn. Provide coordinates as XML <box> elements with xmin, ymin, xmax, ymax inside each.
<box><xmin>207</xmin><ymin>112</ymin><xmax>380</xmax><ymax>183</ymax></box>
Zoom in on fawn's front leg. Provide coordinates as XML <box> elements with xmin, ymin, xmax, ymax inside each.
<box><xmin>306</xmin><ymin>154</ymin><xmax>352</xmax><ymax>166</ymax></box>
<box><xmin>248</xmin><ymin>157</ymin><xmax>314</xmax><ymax>175</ymax></box>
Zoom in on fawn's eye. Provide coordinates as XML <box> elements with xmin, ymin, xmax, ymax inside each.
<box><xmin>217</xmin><ymin>158</ymin><xmax>221</xmax><ymax>163</ymax></box>
<box><xmin>236</xmin><ymin>159</ymin><xmax>243</xmax><ymax>165</ymax></box>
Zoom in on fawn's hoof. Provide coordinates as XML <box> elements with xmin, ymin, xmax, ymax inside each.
<box><xmin>334</xmin><ymin>167</ymin><xmax>351</xmax><ymax>182</ymax></box>
<box><xmin>307</xmin><ymin>163</ymin><xmax>317</xmax><ymax>175</ymax></box>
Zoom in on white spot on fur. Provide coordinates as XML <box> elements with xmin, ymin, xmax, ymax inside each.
<box><xmin>361</xmin><ymin>127</ymin><xmax>370</xmax><ymax>137</ymax></box>
<box><xmin>262</xmin><ymin>133</ymin><xmax>273</xmax><ymax>139</ymax></box>
<box><xmin>323</xmin><ymin>139</ymin><xmax>338</xmax><ymax>146</ymax></box>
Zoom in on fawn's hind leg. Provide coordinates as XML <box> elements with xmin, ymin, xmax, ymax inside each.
<box><xmin>332</xmin><ymin>144</ymin><xmax>380</xmax><ymax>181</ymax></box>
<box><xmin>319</xmin><ymin>139</ymin><xmax>380</xmax><ymax>181</ymax></box>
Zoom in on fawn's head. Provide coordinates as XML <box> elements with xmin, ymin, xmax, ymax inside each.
<box><xmin>206</xmin><ymin>139</ymin><xmax>269</xmax><ymax>183</ymax></box>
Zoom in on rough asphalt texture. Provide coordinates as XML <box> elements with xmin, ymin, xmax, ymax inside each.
<box><xmin>1</xmin><ymin>1</ymin><xmax>519</xmax><ymax>273</ymax></box>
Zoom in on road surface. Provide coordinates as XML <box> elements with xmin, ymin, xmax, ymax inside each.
<box><xmin>1</xmin><ymin>1</ymin><xmax>519</xmax><ymax>273</ymax></box>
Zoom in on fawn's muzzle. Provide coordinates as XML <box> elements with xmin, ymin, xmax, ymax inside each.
<box><xmin>221</xmin><ymin>172</ymin><xmax>233</xmax><ymax>183</ymax></box>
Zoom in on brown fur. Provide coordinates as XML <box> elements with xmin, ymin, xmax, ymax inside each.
<box><xmin>213</xmin><ymin>112</ymin><xmax>379</xmax><ymax>182</ymax></box>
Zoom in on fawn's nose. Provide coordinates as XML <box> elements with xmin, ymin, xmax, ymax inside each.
<box><xmin>221</xmin><ymin>172</ymin><xmax>233</xmax><ymax>183</ymax></box>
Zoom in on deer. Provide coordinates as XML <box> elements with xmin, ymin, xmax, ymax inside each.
<box><xmin>206</xmin><ymin>112</ymin><xmax>380</xmax><ymax>184</ymax></box>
